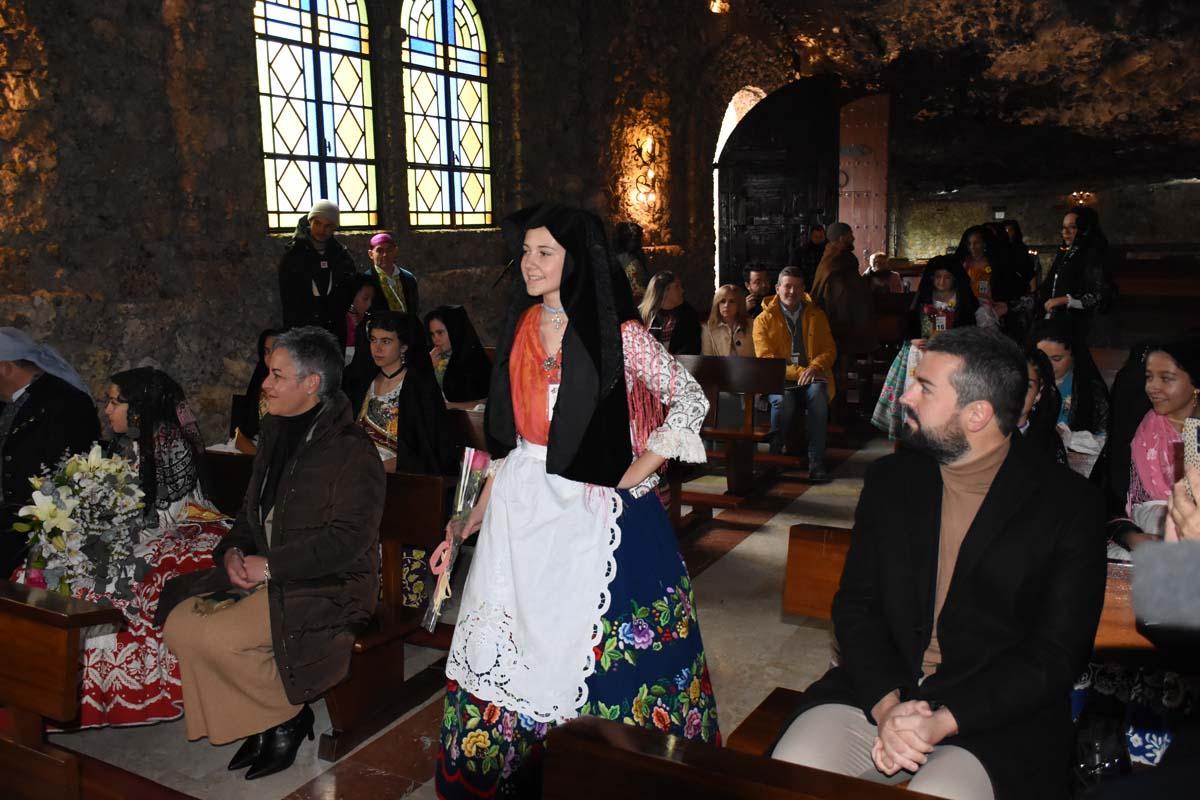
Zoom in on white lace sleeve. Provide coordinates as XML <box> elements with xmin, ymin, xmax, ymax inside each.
<box><xmin>621</xmin><ymin>321</ymin><xmax>709</xmax><ymax>464</ymax></box>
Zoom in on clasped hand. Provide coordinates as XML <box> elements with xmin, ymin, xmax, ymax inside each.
<box><xmin>224</xmin><ymin>549</ymin><xmax>267</xmax><ymax>589</ymax></box>
<box><xmin>871</xmin><ymin>700</ymin><xmax>953</xmax><ymax>776</ymax></box>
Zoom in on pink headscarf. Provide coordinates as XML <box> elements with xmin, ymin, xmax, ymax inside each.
<box><xmin>1127</xmin><ymin>409</ymin><xmax>1181</xmax><ymax>516</ymax></box>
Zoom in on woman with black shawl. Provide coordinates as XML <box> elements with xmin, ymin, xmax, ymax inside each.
<box><xmin>106</xmin><ymin>367</ymin><xmax>213</xmax><ymax>527</ymax></box>
<box><xmin>1020</xmin><ymin>347</ymin><xmax>1068</xmax><ymax>465</ymax></box>
<box><xmin>437</xmin><ymin>204</ymin><xmax>718</xmax><ymax>798</ymax></box>
<box><xmin>425</xmin><ymin>304</ymin><xmax>492</xmax><ymax>407</ymax></box>
<box><xmin>356</xmin><ymin>311</ymin><xmax>455</xmax><ymax>476</ymax></box>
<box><xmin>233</xmin><ymin>329</ymin><xmax>281</xmax><ymax>441</ymax></box>
<box><xmin>1032</xmin><ymin>318</ymin><xmax>1110</xmax><ymax>436</ymax></box>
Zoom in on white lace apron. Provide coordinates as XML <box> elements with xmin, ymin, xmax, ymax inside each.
<box><xmin>446</xmin><ymin>439</ymin><xmax>623</xmax><ymax>723</ymax></box>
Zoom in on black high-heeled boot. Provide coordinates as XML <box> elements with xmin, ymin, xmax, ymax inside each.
<box><xmin>245</xmin><ymin>704</ymin><xmax>315</xmax><ymax>781</ymax></box>
<box><xmin>227</xmin><ymin>731</ymin><xmax>267</xmax><ymax>771</ymax></box>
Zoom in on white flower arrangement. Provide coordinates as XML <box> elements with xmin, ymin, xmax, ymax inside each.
<box><xmin>15</xmin><ymin>443</ymin><xmax>147</xmax><ymax>598</ymax></box>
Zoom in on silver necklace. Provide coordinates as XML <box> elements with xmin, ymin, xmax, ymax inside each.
<box><xmin>542</xmin><ymin>302</ymin><xmax>565</xmax><ymax>331</ymax></box>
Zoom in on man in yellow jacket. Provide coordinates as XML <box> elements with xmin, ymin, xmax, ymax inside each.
<box><xmin>753</xmin><ymin>266</ymin><xmax>838</xmax><ymax>481</ymax></box>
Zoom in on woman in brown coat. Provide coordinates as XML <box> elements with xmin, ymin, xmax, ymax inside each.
<box><xmin>159</xmin><ymin>326</ymin><xmax>385</xmax><ymax>781</ymax></box>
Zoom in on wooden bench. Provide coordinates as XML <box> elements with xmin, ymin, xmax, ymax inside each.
<box><xmin>0</xmin><ymin>581</ymin><xmax>189</xmax><ymax>800</ymax></box>
<box><xmin>782</xmin><ymin>523</ymin><xmax>1154</xmax><ymax>651</ymax></box>
<box><xmin>668</xmin><ymin>356</ymin><xmax>786</xmax><ymax>526</ymax></box>
<box><xmin>544</xmin><ymin>716</ymin><xmax>931</xmax><ymax>799</ymax></box>
<box><xmin>204</xmin><ymin>450</ymin><xmax>454</xmax><ymax>760</ymax></box>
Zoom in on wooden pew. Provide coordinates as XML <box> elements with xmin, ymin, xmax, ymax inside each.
<box><xmin>782</xmin><ymin>524</ymin><xmax>851</xmax><ymax>620</ymax></box>
<box><xmin>782</xmin><ymin>523</ymin><xmax>1154</xmax><ymax>651</ymax></box>
<box><xmin>203</xmin><ymin>450</ymin><xmax>454</xmax><ymax>760</ymax></box>
<box><xmin>671</xmin><ymin>356</ymin><xmax>785</xmax><ymax>522</ymax></box>
<box><xmin>0</xmin><ymin>581</ymin><xmax>189</xmax><ymax>800</ymax></box>
<box><xmin>545</xmin><ymin>716</ymin><xmax>932</xmax><ymax>799</ymax></box>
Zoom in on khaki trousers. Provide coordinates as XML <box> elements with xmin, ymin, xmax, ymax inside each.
<box><xmin>771</xmin><ymin>703</ymin><xmax>995</xmax><ymax>800</ymax></box>
<box><xmin>162</xmin><ymin>588</ymin><xmax>300</xmax><ymax>745</ymax></box>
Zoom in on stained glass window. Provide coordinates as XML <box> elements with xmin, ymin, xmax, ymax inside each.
<box><xmin>401</xmin><ymin>0</ymin><xmax>492</xmax><ymax>227</ymax></box>
<box><xmin>255</xmin><ymin>1</ymin><xmax>377</xmax><ymax>230</ymax></box>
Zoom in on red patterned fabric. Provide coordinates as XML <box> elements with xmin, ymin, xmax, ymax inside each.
<box><xmin>14</xmin><ymin>516</ymin><xmax>229</xmax><ymax>729</ymax></box>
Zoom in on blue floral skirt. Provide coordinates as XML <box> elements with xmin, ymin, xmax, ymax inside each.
<box><xmin>435</xmin><ymin>489</ymin><xmax>720</xmax><ymax>799</ymax></box>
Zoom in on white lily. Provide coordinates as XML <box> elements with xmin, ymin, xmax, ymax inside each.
<box><xmin>18</xmin><ymin>489</ymin><xmax>79</xmax><ymax>533</ymax></box>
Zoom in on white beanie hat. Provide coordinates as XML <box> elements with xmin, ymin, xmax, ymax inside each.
<box><xmin>307</xmin><ymin>199</ymin><xmax>340</xmax><ymax>226</ymax></box>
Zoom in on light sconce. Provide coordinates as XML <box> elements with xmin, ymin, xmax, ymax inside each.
<box><xmin>633</xmin><ymin>136</ymin><xmax>659</xmax><ymax>205</ymax></box>
<box><xmin>709</xmin><ymin>0</ymin><xmax>730</xmax><ymax>12</ymax></box>
<box><xmin>1070</xmin><ymin>190</ymin><xmax>1095</xmax><ymax>206</ymax></box>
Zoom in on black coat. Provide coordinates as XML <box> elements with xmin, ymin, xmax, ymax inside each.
<box><xmin>1038</xmin><ymin>244</ymin><xmax>1116</xmax><ymax>344</ymax></box>
<box><xmin>278</xmin><ymin>217</ymin><xmax>356</xmax><ymax>337</ymax></box>
<box><xmin>788</xmin><ymin>438</ymin><xmax>1106</xmax><ymax>800</ymax></box>
<box><xmin>649</xmin><ymin>302</ymin><xmax>702</xmax><ymax>356</ymax></box>
<box><xmin>0</xmin><ymin>374</ymin><xmax>100</xmax><ymax>577</ymax></box>
<box><xmin>157</xmin><ymin>393</ymin><xmax>385</xmax><ymax>705</ymax></box>
<box><xmin>353</xmin><ymin>367</ymin><xmax>457</xmax><ymax>477</ymax></box>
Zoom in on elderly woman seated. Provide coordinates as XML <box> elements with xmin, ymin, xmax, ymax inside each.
<box><xmin>158</xmin><ymin>326</ymin><xmax>385</xmax><ymax>781</ymax></box>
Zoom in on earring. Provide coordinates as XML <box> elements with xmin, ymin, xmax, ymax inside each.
<box><xmin>127</xmin><ymin>410</ymin><xmax>141</xmax><ymax>439</ymax></box>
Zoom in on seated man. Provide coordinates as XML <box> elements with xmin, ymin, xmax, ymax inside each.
<box><xmin>744</xmin><ymin>264</ymin><xmax>773</xmax><ymax>321</ymax></box>
<box><xmin>752</xmin><ymin>266</ymin><xmax>837</xmax><ymax>480</ymax></box>
<box><xmin>158</xmin><ymin>326</ymin><xmax>385</xmax><ymax>781</ymax></box>
<box><xmin>0</xmin><ymin>329</ymin><xmax>99</xmax><ymax>577</ymax></box>
<box><xmin>772</xmin><ymin>327</ymin><xmax>1107</xmax><ymax>800</ymax></box>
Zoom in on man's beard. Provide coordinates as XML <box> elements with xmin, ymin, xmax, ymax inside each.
<box><xmin>899</xmin><ymin>410</ymin><xmax>969</xmax><ymax>464</ymax></box>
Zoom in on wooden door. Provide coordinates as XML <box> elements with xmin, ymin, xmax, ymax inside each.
<box><xmin>838</xmin><ymin>95</ymin><xmax>890</xmax><ymax>261</ymax></box>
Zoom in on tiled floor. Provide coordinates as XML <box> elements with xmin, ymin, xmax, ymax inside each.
<box><xmin>51</xmin><ymin>438</ymin><xmax>884</xmax><ymax>799</ymax></box>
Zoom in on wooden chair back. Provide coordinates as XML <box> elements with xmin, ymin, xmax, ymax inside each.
<box><xmin>675</xmin><ymin>355</ymin><xmax>785</xmax><ymax>432</ymax></box>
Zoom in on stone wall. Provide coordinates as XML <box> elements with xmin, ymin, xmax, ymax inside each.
<box><xmin>893</xmin><ymin>180</ymin><xmax>1200</xmax><ymax>261</ymax></box>
<box><xmin>0</xmin><ymin>0</ymin><xmax>594</xmax><ymax>441</ymax></box>
<box><xmin>2</xmin><ymin>0</ymin><xmax>1199</xmax><ymax>442</ymax></box>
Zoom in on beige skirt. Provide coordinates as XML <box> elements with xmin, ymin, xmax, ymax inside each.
<box><xmin>162</xmin><ymin>587</ymin><xmax>301</xmax><ymax>744</ymax></box>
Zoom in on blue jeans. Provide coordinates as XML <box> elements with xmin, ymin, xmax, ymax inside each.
<box><xmin>767</xmin><ymin>383</ymin><xmax>829</xmax><ymax>467</ymax></box>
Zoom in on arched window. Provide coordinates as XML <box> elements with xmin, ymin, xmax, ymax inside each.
<box><xmin>255</xmin><ymin>1</ymin><xmax>377</xmax><ymax>230</ymax></box>
<box><xmin>401</xmin><ymin>0</ymin><xmax>492</xmax><ymax>227</ymax></box>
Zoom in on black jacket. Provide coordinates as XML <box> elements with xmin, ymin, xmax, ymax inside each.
<box><xmin>0</xmin><ymin>374</ymin><xmax>101</xmax><ymax>577</ymax></box>
<box><xmin>157</xmin><ymin>393</ymin><xmax>385</xmax><ymax>705</ymax></box>
<box><xmin>788</xmin><ymin>438</ymin><xmax>1106</xmax><ymax>800</ymax></box>
<box><xmin>1039</xmin><ymin>244</ymin><xmax>1116</xmax><ymax>343</ymax></box>
<box><xmin>278</xmin><ymin>217</ymin><xmax>356</xmax><ymax>336</ymax></box>
<box><xmin>648</xmin><ymin>302</ymin><xmax>702</xmax><ymax>356</ymax></box>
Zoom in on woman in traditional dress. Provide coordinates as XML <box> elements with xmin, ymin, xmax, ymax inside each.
<box><xmin>107</xmin><ymin>367</ymin><xmax>214</xmax><ymax>527</ymax></box>
<box><xmin>15</xmin><ymin>367</ymin><xmax>230</xmax><ymax>729</ymax></box>
<box><xmin>871</xmin><ymin>256</ymin><xmax>981</xmax><ymax>439</ymax></box>
<box><xmin>357</xmin><ymin>310</ymin><xmax>456</xmax><ymax>476</ymax></box>
<box><xmin>426</xmin><ymin>304</ymin><xmax>492</xmax><ymax>409</ymax></box>
<box><xmin>1032</xmin><ymin>319</ymin><xmax>1110</xmax><ymax>437</ymax></box>
<box><xmin>436</xmin><ymin>204</ymin><xmax>719</xmax><ymax>798</ymax></box>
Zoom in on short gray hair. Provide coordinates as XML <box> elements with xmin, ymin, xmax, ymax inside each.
<box><xmin>273</xmin><ymin>326</ymin><xmax>343</xmax><ymax>400</ymax></box>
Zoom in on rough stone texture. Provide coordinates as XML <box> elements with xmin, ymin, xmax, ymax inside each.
<box><xmin>2</xmin><ymin>1</ymin><xmax>1199</xmax><ymax>440</ymax></box>
<box><xmin>895</xmin><ymin>180</ymin><xmax>1200</xmax><ymax>259</ymax></box>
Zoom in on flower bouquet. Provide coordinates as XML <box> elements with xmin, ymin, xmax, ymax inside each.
<box><xmin>15</xmin><ymin>443</ymin><xmax>147</xmax><ymax>599</ymax></box>
<box><xmin>422</xmin><ymin>447</ymin><xmax>490</xmax><ymax>632</ymax></box>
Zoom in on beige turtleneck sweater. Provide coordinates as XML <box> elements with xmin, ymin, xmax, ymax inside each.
<box><xmin>921</xmin><ymin>437</ymin><xmax>1011</xmax><ymax>674</ymax></box>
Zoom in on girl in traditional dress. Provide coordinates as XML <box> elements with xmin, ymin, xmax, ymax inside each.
<box><xmin>871</xmin><ymin>256</ymin><xmax>981</xmax><ymax>438</ymax></box>
<box><xmin>436</xmin><ymin>204</ymin><xmax>719</xmax><ymax>798</ymax></box>
<box><xmin>356</xmin><ymin>310</ymin><xmax>455</xmax><ymax>476</ymax></box>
